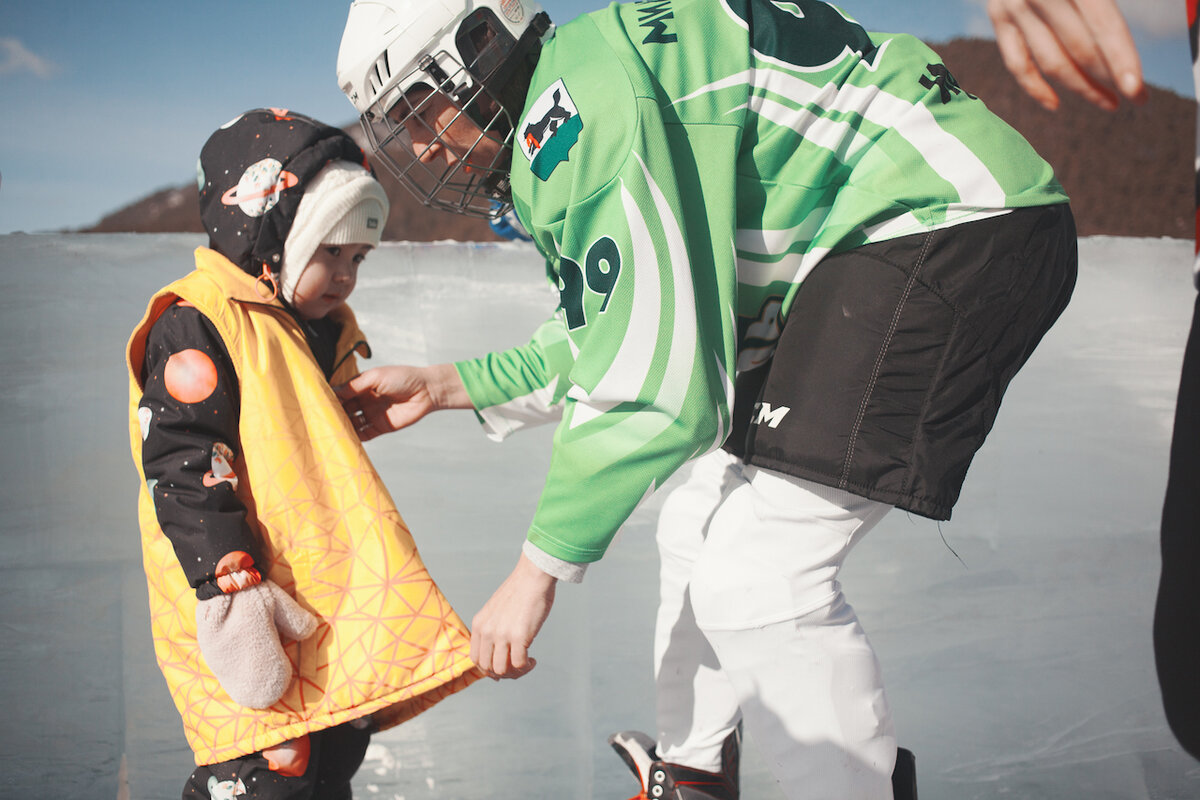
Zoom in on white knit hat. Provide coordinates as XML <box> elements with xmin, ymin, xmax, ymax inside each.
<box><xmin>280</xmin><ymin>161</ymin><xmax>389</xmax><ymax>303</ymax></box>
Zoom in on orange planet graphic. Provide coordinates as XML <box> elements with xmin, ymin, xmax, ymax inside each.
<box><xmin>164</xmin><ymin>349</ymin><xmax>218</xmax><ymax>404</ymax></box>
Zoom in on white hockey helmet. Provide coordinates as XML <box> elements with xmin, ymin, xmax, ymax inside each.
<box><xmin>337</xmin><ymin>0</ymin><xmax>552</xmax><ymax>218</ymax></box>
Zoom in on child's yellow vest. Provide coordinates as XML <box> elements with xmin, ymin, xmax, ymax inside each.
<box><xmin>127</xmin><ymin>247</ymin><xmax>480</xmax><ymax>765</ymax></box>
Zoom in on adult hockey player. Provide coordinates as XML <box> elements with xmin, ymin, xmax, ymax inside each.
<box><xmin>335</xmin><ymin>0</ymin><xmax>1079</xmax><ymax>796</ymax></box>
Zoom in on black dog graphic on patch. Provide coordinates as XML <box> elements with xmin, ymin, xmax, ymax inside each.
<box><xmin>524</xmin><ymin>90</ymin><xmax>574</xmax><ymax>157</ymax></box>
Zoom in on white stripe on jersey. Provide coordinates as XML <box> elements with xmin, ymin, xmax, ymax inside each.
<box><xmin>565</xmin><ymin>194</ymin><xmax>662</xmax><ymax>426</ymax></box>
<box><xmin>568</xmin><ymin>153</ymin><xmax>700</xmax><ymax>432</ymax></box>
<box><xmin>735</xmin><ymin>206</ymin><xmax>829</xmax><ymax>287</ymax></box>
<box><xmin>707</xmin><ymin>341</ymin><xmax>735</xmax><ymax>456</ymax></box>
<box><xmin>861</xmin><ymin>205</ymin><xmax>1011</xmax><ymax>242</ymax></box>
<box><xmin>737</xmin><ymin>206</ymin><xmax>827</xmax><ymax>255</ymax></box>
<box><xmin>676</xmin><ymin>64</ymin><xmax>1008</xmax><ymax>209</ymax></box>
<box><xmin>735</xmin><ymin>249</ymin><xmax>828</xmax><ymax>289</ymax></box>
<box><xmin>477</xmin><ymin>377</ymin><xmax>565</xmax><ymax>441</ymax></box>
<box><xmin>750</xmin><ymin>65</ymin><xmax>1007</xmax><ymax>206</ymax></box>
<box><xmin>740</xmin><ymin>95</ymin><xmax>874</xmax><ymax>163</ymax></box>
<box><xmin>636</xmin><ymin>149</ymin><xmax>702</xmax><ymax>423</ymax></box>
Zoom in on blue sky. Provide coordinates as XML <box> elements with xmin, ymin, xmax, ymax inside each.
<box><xmin>0</xmin><ymin>0</ymin><xmax>1189</xmax><ymax>234</ymax></box>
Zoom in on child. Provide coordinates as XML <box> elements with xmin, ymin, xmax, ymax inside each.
<box><xmin>125</xmin><ymin>109</ymin><xmax>481</xmax><ymax>799</ymax></box>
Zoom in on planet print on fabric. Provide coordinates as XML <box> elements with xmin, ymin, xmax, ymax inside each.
<box><xmin>220</xmin><ymin>158</ymin><xmax>298</xmax><ymax>217</ymax></box>
<box><xmin>164</xmin><ymin>349</ymin><xmax>218</xmax><ymax>404</ymax></box>
<box><xmin>138</xmin><ymin>406</ymin><xmax>153</xmax><ymax>440</ymax></box>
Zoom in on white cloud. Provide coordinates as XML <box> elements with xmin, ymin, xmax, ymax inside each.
<box><xmin>0</xmin><ymin>37</ymin><xmax>58</xmax><ymax>79</ymax></box>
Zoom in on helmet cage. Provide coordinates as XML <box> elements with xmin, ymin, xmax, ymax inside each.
<box><xmin>347</xmin><ymin>3</ymin><xmax>551</xmax><ymax>219</ymax></box>
<box><xmin>361</xmin><ymin>47</ymin><xmax>515</xmax><ymax>219</ymax></box>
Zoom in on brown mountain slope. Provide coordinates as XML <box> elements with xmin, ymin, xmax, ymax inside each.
<box><xmin>83</xmin><ymin>38</ymin><xmax>1195</xmax><ymax>240</ymax></box>
<box><xmin>84</xmin><ymin>127</ymin><xmax>503</xmax><ymax>242</ymax></box>
<box><xmin>934</xmin><ymin>38</ymin><xmax>1194</xmax><ymax>238</ymax></box>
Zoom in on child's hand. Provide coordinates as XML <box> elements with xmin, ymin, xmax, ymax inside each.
<box><xmin>196</xmin><ymin>580</ymin><xmax>319</xmax><ymax>709</ymax></box>
<box><xmin>336</xmin><ymin>363</ymin><xmax>473</xmax><ymax>440</ymax></box>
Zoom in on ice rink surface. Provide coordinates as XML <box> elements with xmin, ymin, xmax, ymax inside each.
<box><xmin>2</xmin><ymin>232</ymin><xmax>1199</xmax><ymax>799</ymax></box>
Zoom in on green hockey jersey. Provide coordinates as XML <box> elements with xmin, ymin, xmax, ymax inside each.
<box><xmin>455</xmin><ymin>0</ymin><xmax>1068</xmax><ymax>564</ymax></box>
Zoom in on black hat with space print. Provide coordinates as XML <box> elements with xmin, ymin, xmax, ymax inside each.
<box><xmin>197</xmin><ymin>108</ymin><xmax>372</xmax><ymax>279</ymax></box>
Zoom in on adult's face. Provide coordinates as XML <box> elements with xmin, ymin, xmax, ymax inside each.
<box><xmin>396</xmin><ymin>88</ymin><xmax>505</xmax><ymax>173</ymax></box>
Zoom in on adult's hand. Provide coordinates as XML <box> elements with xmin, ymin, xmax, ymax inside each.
<box><xmin>987</xmin><ymin>0</ymin><xmax>1147</xmax><ymax>111</ymax></box>
<box><xmin>470</xmin><ymin>553</ymin><xmax>558</xmax><ymax>679</ymax></box>
<box><xmin>336</xmin><ymin>363</ymin><xmax>471</xmax><ymax>441</ymax></box>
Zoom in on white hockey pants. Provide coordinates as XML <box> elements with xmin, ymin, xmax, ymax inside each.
<box><xmin>653</xmin><ymin>449</ymin><xmax>896</xmax><ymax>799</ymax></box>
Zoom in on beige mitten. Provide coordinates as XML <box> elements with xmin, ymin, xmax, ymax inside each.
<box><xmin>196</xmin><ymin>580</ymin><xmax>319</xmax><ymax>709</ymax></box>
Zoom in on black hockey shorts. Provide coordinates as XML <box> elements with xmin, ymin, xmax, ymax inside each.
<box><xmin>726</xmin><ymin>203</ymin><xmax>1078</xmax><ymax>521</ymax></box>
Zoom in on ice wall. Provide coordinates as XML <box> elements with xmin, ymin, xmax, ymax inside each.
<box><xmin>1</xmin><ymin>233</ymin><xmax>1198</xmax><ymax>799</ymax></box>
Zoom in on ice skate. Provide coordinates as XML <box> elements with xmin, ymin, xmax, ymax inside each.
<box><xmin>892</xmin><ymin>747</ymin><xmax>918</xmax><ymax>800</ymax></box>
<box><xmin>608</xmin><ymin>728</ymin><xmax>740</xmax><ymax>800</ymax></box>
<box><xmin>610</xmin><ymin>729</ymin><xmax>916</xmax><ymax>800</ymax></box>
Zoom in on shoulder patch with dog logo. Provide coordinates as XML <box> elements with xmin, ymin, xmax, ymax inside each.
<box><xmin>520</xmin><ymin>79</ymin><xmax>583</xmax><ymax>181</ymax></box>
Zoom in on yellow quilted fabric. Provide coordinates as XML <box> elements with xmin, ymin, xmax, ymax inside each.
<box><xmin>127</xmin><ymin>248</ymin><xmax>481</xmax><ymax>765</ymax></box>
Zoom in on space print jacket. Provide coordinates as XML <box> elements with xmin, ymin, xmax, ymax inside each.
<box><xmin>137</xmin><ymin>284</ymin><xmax>352</xmax><ymax>600</ymax></box>
<box><xmin>127</xmin><ymin>247</ymin><xmax>480</xmax><ymax>765</ymax></box>
<box><xmin>454</xmin><ymin>0</ymin><xmax>1070</xmax><ymax>562</ymax></box>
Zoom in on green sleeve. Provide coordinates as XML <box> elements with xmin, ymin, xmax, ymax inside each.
<box><xmin>454</xmin><ymin>312</ymin><xmax>575</xmax><ymax>440</ymax></box>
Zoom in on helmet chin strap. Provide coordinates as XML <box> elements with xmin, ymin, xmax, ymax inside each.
<box><xmin>421</xmin><ymin>55</ymin><xmax>491</xmax><ymax>132</ymax></box>
<box><xmin>418</xmin><ymin>55</ymin><xmax>458</xmax><ymax>97</ymax></box>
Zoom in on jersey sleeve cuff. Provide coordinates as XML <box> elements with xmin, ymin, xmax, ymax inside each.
<box><xmin>523</xmin><ymin>539</ymin><xmax>587</xmax><ymax>584</ymax></box>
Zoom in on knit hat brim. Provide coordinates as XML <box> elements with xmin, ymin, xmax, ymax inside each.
<box><xmin>280</xmin><ymin>161</ymin><xmax>390</xmax><ymax>303</ymax></box>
